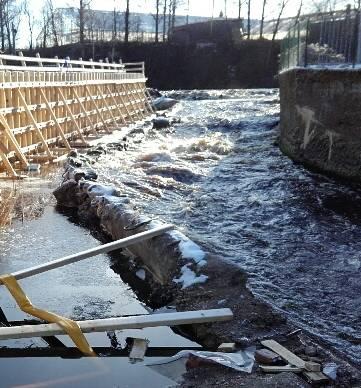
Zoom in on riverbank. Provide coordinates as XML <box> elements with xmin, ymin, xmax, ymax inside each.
<box><xmin>52</xmin><ymin>133</ymin><xmax>361</xmax><ymax>386</ymax></box>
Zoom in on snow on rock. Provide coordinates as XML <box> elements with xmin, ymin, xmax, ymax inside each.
<box><xmin>136</xmin><ymin>269</ymin><xmax>146</xmax><ymax>281</ymax></box>
<box><xmin>173</xmin><ymin>264</ymin><xmax>208</xmax><ymax>289</ymax></box>
<box><xmin>85</xmin><ymin>183</ymin><xmax>120</xmax><ymax>198</ymax></box>
<box><xmin>169</xmin><ymin>230</ymin><xmax>206</xmax><ymax>264</ymax></box>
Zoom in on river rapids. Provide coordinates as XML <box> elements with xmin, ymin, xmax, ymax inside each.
<box><xmin>92</xmin><ymin>89</ymin><xmax>361</xmax><ymax>365</ymax></box>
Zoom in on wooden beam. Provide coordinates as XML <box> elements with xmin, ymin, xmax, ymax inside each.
<box><xmin>56</xmin><ymin>87</ymin><xmax>87</xmax><ymax>145</ymax></box>
<box><xmin>0</xmin><ymin>147</ymin><xmax>17</xmax><ymax>177</ymax></box>
<box><xmin>17</xmin><ymin>89</ymin><xmax>52</xmax><ymax>158</ymax></box>
<box><xmin>105</xmin><ymin>85</ymin><xmax>126</xmax><ymax>124</ymax></box>
<box><xmin>95</xmin><ymin>85</ymin><xmax>118</xmax><ymax>126</ymax></box>
<box><xmin>9</xmin><ymin>224</ymin><xmax>174</xmax><ymax>281</ymax></box>
<box><xmin>72</xmin><ymin>88</ymin><xmax>97</xmax><ymax>136</ymax></box>
<box><xmin>0</xmin><ymin>114</ymin><xmax>28</xmax><ymax>168</ymax></box>
<box><xmin>84</xmin><ymin>86</ymin><xmax>108</xmax><ymax>131</ymax></box>
<box><xmin>261</xmin><ymin>340</ymin><xmax>305</xmax><ymax>368</ymax></box>
<box><xmin>260</xmin><ymin>365</ymin><xmax>303</xmax><ymax>373</ymax></box>
<box><xmin>39</xmin><ymin>88</ymin><xmax>71</xmax><ymax>150</ymax></box>
<box><xmin>0</xmin><ymin>309</ymin><xmax>233</xmax><ymax>340</ymax></box>
<box><xmin>123</xmin><ymin>83</ymin><xmax>143</xmax><ymax>120</ymax></box>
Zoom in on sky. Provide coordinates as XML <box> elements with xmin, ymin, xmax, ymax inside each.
<box><xmin>18</xmin><ymin>0</ymin><xmax>351</xmax><ymax>48</ymax></box>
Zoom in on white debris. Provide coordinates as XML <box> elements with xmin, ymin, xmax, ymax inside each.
<box><xmin>323</xmin><ymin>362</ymin><xmax>338</xmax><ymax>380</ymax></box>
<box><xmin>173</xmin><ymin>264</ymin><xmax>208</xmax><ymax>289</ymax></box>
<box><xmin>136</xmin><ymin>269</ymin><xmax>146</xmax><ymax>281</ymax></box>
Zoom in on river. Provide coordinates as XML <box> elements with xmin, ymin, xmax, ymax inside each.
<box><xmin>93</xmin><ymin>89</ymin><xmax>361</xmax><ymax>365</ymax></box>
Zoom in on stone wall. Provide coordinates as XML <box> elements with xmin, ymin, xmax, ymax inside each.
<box><xmin>279</xmin><ymin>68</ymin><xmax>361</xmax><ymax>180</ymax></box>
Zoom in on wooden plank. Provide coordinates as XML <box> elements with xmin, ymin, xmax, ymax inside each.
<box><xmin>17</xmin><ymin>89</ymin><xmax>52</xmax><ymax>158</ymax></box>
<box><xmin>0</xmin><ymin>309</ymin><xmax>233</xmax><ymax>340</ymax></box>
<box><xmin>9</xmin><ymin>224</ymin><xmax>174</xmax><ymax>281</ymax></box>
<box><xmin>303</xmin><ymin>371</ymin><xmax>329</xmax><ymax>383</ymax></box>
<box><xmin>261</xmin><ymin>340</ymin><xmax>329</xmax><ymax>383</ymax></box>
<box><xmin>259</xmin><ymin>365</ymin><xmax>303</xmax><ymax>373</ymax></box>
<box><xmin>0</xmin><ymin>114</ymin><xmax>29</xmax><ymax>167</ymax></box>
<box><xmin>261</xmin><ymin>340</ymin><xmax>305</xmax><ymax>368</ymax></box>
<box><xmin>39</xmin><ymin>88</ymin><xmax>71</xmax><ymax>150</ymax></box>
<box><xmin>0</xmin><ymin>148</ymin><xmax>17</xmax><ymax>177</ymax></box>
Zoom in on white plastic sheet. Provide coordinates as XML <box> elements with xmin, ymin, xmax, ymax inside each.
<box><xmin>146</xmin><ymin>348</ymin><xmax>255</xmax><ymax>381</ymax></box>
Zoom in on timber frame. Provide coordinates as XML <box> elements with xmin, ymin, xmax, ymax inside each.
<box><xmin>0</xmin><ymin>53</ymin><xmax>154</xmax><ymax>177</ymax></box>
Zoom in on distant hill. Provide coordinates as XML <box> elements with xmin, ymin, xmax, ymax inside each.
<box><xmin>59</xmin><ymin>8</ymin><xmax>212</xmax><ymax>34</ymax></box>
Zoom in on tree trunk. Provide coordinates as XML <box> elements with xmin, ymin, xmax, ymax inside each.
<box><xmin>155</xmin><ymin>0</ymin><xmax>159</xmax><ymax>42</ymax></box>
<box><xmin>272</xmin><ymin>0</ymin><xmax>288</xmax><ymax>42</ymax></box>
<box><xmin>260</xmin><ymin>0</ymin><xmax>266</xmax><ymax>39</ymax></box>
<box><xmin>247</xmin><ymin>0</ymin><xmax>251</xmax><ymax>39</ymax></box>
<box><xmin>79</xmin><ymin>0</ymin><xmax>85</xmax><ymax>44</ymax></box>
<box><xmin>163</xmin><ymin>0</ymin><xmax>167</xmax><ymax>41</ymax></box>
<box><xmin>171</xmin><ymin>0</ymin><xmax>176</xmax><ymax>30</ymax></box>
<box><xmin>125</xmin><ymin>0</ymin><xmax>130</xmax><ymax>44</ymax></box>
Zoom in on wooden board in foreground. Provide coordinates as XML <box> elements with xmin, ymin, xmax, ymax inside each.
<box><xmin>0</xmin><ymin>309</ymin><xmax>233</xmax><ymax>340</ymax></box>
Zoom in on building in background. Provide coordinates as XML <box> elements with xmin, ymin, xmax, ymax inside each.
<box><xmin>169</xmin><ymin>19</ymin><xmax>243</xmax><ymax>46</ymax></box>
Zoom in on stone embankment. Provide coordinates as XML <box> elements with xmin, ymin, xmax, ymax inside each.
<box><xmin>279</xmin><ymin>68</ymin><xmax>361</xmax><ymax>181</ymax></box>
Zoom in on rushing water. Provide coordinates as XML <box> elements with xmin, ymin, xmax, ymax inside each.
<box><xmin>92</xmin><ymin>89</ymin><xmax>361</xmax><ymax>365</ymax></box>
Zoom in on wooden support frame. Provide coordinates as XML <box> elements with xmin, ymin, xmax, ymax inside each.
<box><xmin>39</xmin><ymin>88</ymin><xmax>71</xmax><ymax>150</ymax></box>
<box><xmin>72</xmin><ymin>88</ymin><xmax>97</xmax><ymax>136</ymax></box>
<box><xmin>56</xmin><ymin>87</ymin><xmax>87</xmax><ymax>145</ymax></box>
<box><xmin>84</xmin><ymin>86</ymin><xmax>109</xmax><ymax>132</ymax></box>
<box><xmin>95</xmin><ymin>84</ymin><xmax>118</xmax><ymax>126</ymax></box>
<box><xmin>105</xmin><ymin>85</ymin><xmax>126</xmax><ymax>124</ymax></box>
<box><xmin>0</xmin><ymin>53</ymin><xmax>151</xmax><ymax>175</ymax></box>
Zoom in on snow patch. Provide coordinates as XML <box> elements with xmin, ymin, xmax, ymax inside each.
<box><xmin>173</xmin><ymin>264</ymin><xmax>208</xmax><ymax>289</ymax></box>
<box><xmin>169</xmin><ymin>230</ymin><xmax>206</xmax><ymax>264</ymax></box>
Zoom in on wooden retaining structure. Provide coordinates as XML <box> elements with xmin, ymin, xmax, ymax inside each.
<box><xmin>0</xmin><ymin>53</ymin><xmax>154</xmax><ymax>178</ymax></box>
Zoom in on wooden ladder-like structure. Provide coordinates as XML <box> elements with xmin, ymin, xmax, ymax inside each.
<box><xmin>0</xmin><ymin>53</ymin><xmax>155</xmax><ymax>178</ymax></box>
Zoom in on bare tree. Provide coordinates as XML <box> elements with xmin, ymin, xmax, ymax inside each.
<box><xmin>124</xmin><ymin>0</ymin><xmax>130</xmax><ymax>43</ymax></box>
<box><xmin>24</xmin><ymin>2</ymin><xmax>35</xmax><ymax>50</ymax></box>
<box><xmin>155</xmin><ymin>0</ymin><xmax>160</xmax><ymax>42</ymax></box>
<box><xmin>247</xmin><ymin>0</ymin><xmax>251</xmax><ymax>39</ymax></box>
<box><xmin>260</xmin><ymin>0</ymin><xmax>266</xmax><ymax>39</ymax></box>
<box><xmin>162</xmin><ymin>0</ymin><xmax>167</xmax><ymax>41</ymax></box>
<box><xmin>47</xmin><ymin>0</ymin><xmax>59</xmax><ymax>46</ymax></box>
<box><xmin>272</xmin><ymin>0</ymin><xmax>290</xmax><ymax>42</ymax></box>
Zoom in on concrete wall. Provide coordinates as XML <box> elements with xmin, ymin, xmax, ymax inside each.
<box><xmin>279</xmin><ymin>68</ymin><xmax>361</xmax><ymax>180</ymax></box>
